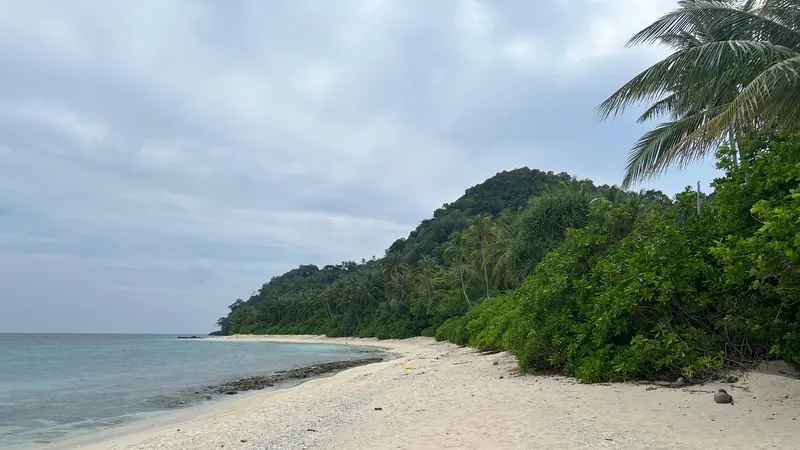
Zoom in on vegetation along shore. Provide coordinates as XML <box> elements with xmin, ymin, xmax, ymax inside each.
<box><xmin>68</xmin><ymin>335</ymin><xmax>800</xmax><ymax>449</ymax></box>
<box><xmin>219</xmin><ymin>0</ymin><xmax>800</xmax><ymax>385</ymax></box>
<box><xmin>203</xmin><ymin>1</ymin><xmax>800</xmax><ymax>448</ymax></box>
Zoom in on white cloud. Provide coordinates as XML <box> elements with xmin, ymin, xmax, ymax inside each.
<box><xmin>0</xmin><ymin>0</ymin><xmax>716</xmax><ymax>333</ymax></box>
<box><xmin>456</xmin><ymin>0</ymin><xmax>495</xmax><ymax>37</ymax></box>
<box><xmin>2</xmin><ymin>101</ymin><xmax>107</xmax><ymax>146</ymax></box>
<box><xmin>502</xmin><ymin>36</ymin><xmax>547</xmax><ymax>74</ymax></box>
<box><xmin>564</xmin><ymin>0</ymin><xmax>677</xmax><ymax>63</ymax></box>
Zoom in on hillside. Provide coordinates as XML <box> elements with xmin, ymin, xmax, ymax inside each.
<box><xmin>218</xmin><ymin>167</ymin><xmax>587</xmax><ymax>337</ymax></box>
<box><xmin>389</xmin><ymin>168</ymin><xmax>574</xmax><ymax>264</ymax></box>
<box><xmin>219</xmin><ymin>137</ymin><xmax>800</xmax><ymax>380</ymax></box>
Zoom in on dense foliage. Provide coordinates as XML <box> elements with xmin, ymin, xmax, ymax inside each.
<box><xmin>218</xmin><ymin>168</ymin><xmax>605</xmax><ymax>339</ymax></box>
<box><xmin>597</xmin><ymin>0</ymin><xmax>800</xmax><ymax>187</ymax></box>
<box><xmin>219</xmin><ymin>2</ymin><xmax>800</xmax><ymax>382</ymax></box>
<box><xmin>392</xmin><ymin>168</ymin><xmax>574</xmax><ymax>265</ymax></box>
<box><xmin>436</xmin><ymin>134</ymin><xmax>800</xmax><ymax>380</ymax></box>
<box><xmin>220</xmin><ymin>134</ymin><xmax>800</xmax><ymax>381</ymax></box>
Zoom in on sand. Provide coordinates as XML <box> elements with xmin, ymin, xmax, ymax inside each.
<box><xmin>66</xmin><ymin>335</ymin><xmax>798</xmax><ymax>450</ymax></box>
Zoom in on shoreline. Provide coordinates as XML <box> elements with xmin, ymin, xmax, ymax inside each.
<box><xmin>50</xmin><ymin>335</ymin><xmax>800</xmax><ymax>449</ymax></box>
<box><xmin>32</xmin><ymin>337</ymin><xmax>392</xmax><ymax>450</ymax></box>
<box><xmin>203</xmin><ymin>356</ymin><xmax>386</xmax><ymax>397</ymax></box>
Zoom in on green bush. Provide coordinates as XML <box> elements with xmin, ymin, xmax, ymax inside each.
<box><xmin>435</xmin><ymin>316</ymin><xmax>469</xmax><ymax>345</ymax></box>
<box><xmin>465</xmin><ymin>295</ymin><xmax>516</xmax><ymax>352</ymax></box>
<box><xmin>712</xmin><ymin>135</ymin><xmax>800</xmax><ymax>367</ymax></box>
<box><xmin>459</xmin><ymin>198</ymin><xmax>728</xmax><ymax>381</ymax></box>
<box><xmin>456</xmin><ymin>134</ymin><xmax>800</xmax><ymax>380</ymax></box>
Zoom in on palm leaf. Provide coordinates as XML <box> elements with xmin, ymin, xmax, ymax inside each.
<box><xmin>704</xmin><ymin>54</ymin><xmax>800</xmax><ymax>134</ymax></box>
<box><xmin>627</xmin><ymin>1</ymin><xmax>800</xmax><ymax>48</ymax></box>
<box><xmin>637</xmin><ymin>92</ymin><xmax>682</xmax><ymax>122</ymax></box>
<box><xmin>601</xmin><ymin>0</ymin><xmax>800</xmax><ymax>186</ymax></box>
<box><xmin>597</xmin><ymin>40</ymin><xmax>794</xmax><ymax>120</ymax></box>
<box><xmin>622</xmin><ymin>109</ymin><xmax>722</xmax><ymax>187</ymax></box>
<box><xmin>657</xmin><ymin>30</ymin><xmax>705</xmax><ymax>49</ymax></box>
<box><xmin>761</xmin><ymin>1</ymin><xmax>800</xmax><ymax>30</ymax></box>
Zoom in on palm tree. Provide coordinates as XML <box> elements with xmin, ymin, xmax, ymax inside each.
<box><xmin>443</xmin><ymin>231</ymin><xmax>474</xmax><ymax>307</ymax></box>
<box><xmin>489</xmin><ymin>209</ymin><xmax>525</xmax><ymax>289</ymax></box>
<box><xmin>597</xmin><ymin>0</ymin><xmax>800</xmax><ymax>187</ymax></box>
<box><xmin>414</xmin><ymin>256</ymin><xmax>441</xmax><ymax>305</ymax></box>
<box><xmin>464</xmin><ymin>213</ymin><xmax>498</xmax><ymax>301</ymax></box>
<box><xmin>357</xmin><ymin>266</ymin><xmax>384</xmax><ymax>314</ymax></box>
<box><xmin>380</xmin><ymin>251</ymin><xmax>408</xmax><ymax>282</ymax></box>
<box><xmin>385</xmin><ymin>268</ymin><xmax>414</xmax><ymax>318</ymax></box>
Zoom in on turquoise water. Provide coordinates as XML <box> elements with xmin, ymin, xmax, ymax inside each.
<box><xmin>0</xmin><ymin>334</ymin><xmax>381</xmax><ymax>447</ymax></box>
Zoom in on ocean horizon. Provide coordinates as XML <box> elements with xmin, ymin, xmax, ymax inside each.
<box><xmin>0</xmin><ymin>333</ymin><xmax>383</xmax><ymax>448</ymax></box>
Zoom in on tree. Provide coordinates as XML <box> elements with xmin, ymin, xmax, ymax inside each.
<box><xmin>490</xmin><ymin>209</ymin><xmax>525</xmax><ymax>289</ymax></box>
<box><xmin>464</xmin><ymin>213</ymin><xmax>498</xmax><ymax>301</ymax></box>
<box><xmin>517</xmin><ymin>181</ymin><xmax>592</xmax><ymax>275</ymax></box>
<box><xmin>598</xmin><ymin>0</ymin><xmax>800</xmax><ymax>187</ymax></box>
<box><xmin>414</xmin><ymin>256</ymin><xmax>441</xmax><ymax>305</ymax></box>
<box><xmin>443</xmin><ymin>231</ymin><xmax>474</xmax><ymax>307</ymax></box>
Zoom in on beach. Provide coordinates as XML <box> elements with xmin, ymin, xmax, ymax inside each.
<box><xmin>67</xmin><ymin>335</ymin><xmax>799</xmax><ymax>450</ymax></box>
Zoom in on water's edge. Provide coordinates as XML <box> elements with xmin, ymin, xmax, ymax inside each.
<box><xmin>21</xmin><ymin>350</ymin><xmax>393</xmax><ymax>450</ymax></box>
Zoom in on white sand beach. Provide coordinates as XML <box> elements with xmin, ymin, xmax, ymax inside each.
<box><xmin>70</xmin><ymin>335</ymin><xmax>798</xmax><ymax>450</ymax></box>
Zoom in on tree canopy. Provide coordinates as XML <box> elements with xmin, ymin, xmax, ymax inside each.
<box><xmin>598</xmin><ymin>0</ymin><xmax>800</xmax><ymax>187</ymax></box>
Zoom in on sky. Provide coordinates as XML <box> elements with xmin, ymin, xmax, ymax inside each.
<box><xmin>0</xmin><ymin>0</ymin><xmax>720</xmax><ymax>333</ymax></box>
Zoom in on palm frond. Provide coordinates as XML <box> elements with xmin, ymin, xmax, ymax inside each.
<box><xmin>760</xmin><ymin>0</ymin><xmax>800</xmax><ymax>30</ymax></box>
<box><xmin>626</xmin><ymin>1</ymin><xmax>743</xmax><ymax>46</ymax></box>
<box><xmin>704</xmin><ymin>54</ymin><xmax>800</xmax><ymax>134</ymax></box>
<box><xmin>657</xmin><ymin>31</ymin><xmax>705</xmax><ymax>49</ymax></box>
<box><xmin>596</xmin><ymin>40</ymin><xmax>795</xmax><ymax>120</ymax></box>
<box><xmin>622</xmin><ymin>109</ymin><xmax>722</xmax><ymax>188</ymax></box>
<box><xmin>627</xmin><ymin>1</ymin><xmax>800</xmax><ymax>48</ymax></box>
<box><xmin>602</xmin><ymin>0</ymin><xmax>800</xmax><ymax>187</ymax></box>
<box><xmin>637</xmin><ymin>92</ymin><xmax>682</xmax><ymax>122</ymax></box>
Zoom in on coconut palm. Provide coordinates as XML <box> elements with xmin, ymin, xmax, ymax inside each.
<box><xmin>414</xmin><ymin>256</ymin><xmax>441</xmax><ymax>305</ymax></box>
<box><xmin>464</xmin><ymin>213</ymin><xmax>498</xmax><ymax>301</ymax></box>
<box><xmin>443</xmin><ymin>231</ymin><xmax>474</xmax><ymax>307</ymax></box>
<box><xmin>489</xmin><ymin>209</ymin><xmax>525</xmax><ymax>289</ymax></box>
<box><xmin>597</xmin><ymin>0</ymin><xmax>800</xmax><ymax>187</ymax></box>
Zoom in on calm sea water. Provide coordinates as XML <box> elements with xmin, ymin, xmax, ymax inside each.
<box><xmin>0</xmin><ymin>334</ymin><xmax>382</xmax><ymax>447</ymax></box>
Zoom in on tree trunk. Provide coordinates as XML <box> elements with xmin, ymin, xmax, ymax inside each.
<box><xmin>728</xmin><ymin>128</ymin><xmax>739</xmax><ymax>168</ymax></box>
<box><xmin>481</xmin><ymin>247</ymin><xmax>491</xmax><ymax>300</ymax></box>
<box><xmin>459</xmin><ymin>266</ymin><xmax>471</xmax><ymax>307</ymax></box>
<box><xmin>696</xmin><ymin>181</ymin><xmax>702</xmax><ymax>216</ymax></box>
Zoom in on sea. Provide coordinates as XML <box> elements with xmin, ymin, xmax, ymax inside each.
<box><xmin>0</xmin><ymin>334</ymin><xmax>383</xmax><ymax>448</ymax></box>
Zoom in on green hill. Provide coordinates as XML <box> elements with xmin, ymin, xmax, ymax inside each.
<box><xmin>219</xmin><ymin>137</ymin><xmax>800</xmax><ymax>381</ymax></box>
<box><xmin>218</xmin><ymin>167</ymin><xmax>584</xmax><ymax>338</ymax></box>
<box><xmin>394</xmin><ymin>168</ymin><xmax>574</xmax><ymax>265</ymax></box>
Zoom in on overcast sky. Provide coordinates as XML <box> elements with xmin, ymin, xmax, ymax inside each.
<box><xmin>0</xmin><ymin>0</ymin><xmax>718</xmax><ymax>333</ymax></box>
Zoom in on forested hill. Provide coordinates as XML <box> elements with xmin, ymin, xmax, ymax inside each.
<box><xmin>219</xmin><ymin>137</ymin><xmax>800</xmax><ymax>381</ymax></box>
<box><xmin>388</xmin><ymin>168</ymin><xmax>575</xmax><ymax>264</ymax></box>
<box><xmin>222</xmin><ymin>0</ymin><xmax>800</xmax><ymax>380</ymax></box>
<box><xmin>217</xmin><ymin>166</ymin><xmax>595</xmax><ymax>337</ymax></box>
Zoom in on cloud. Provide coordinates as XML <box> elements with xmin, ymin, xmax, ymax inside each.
<box><xmin>0</xmin><ymin>0</ymin><xmax>713</xmax><ymax>333</ymax></box>
<box><xmin>3</xmin><ymin>101</ymin><xmax>108</xmax><ymax>146</ymax></box>
<box><xmin>563</xmin><ymin>0</ymin><xmax>678</xmax><ymax>64</ymax></box>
